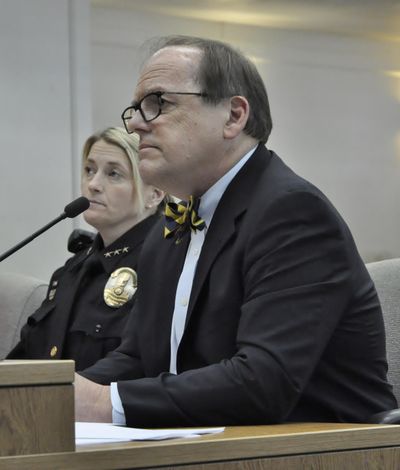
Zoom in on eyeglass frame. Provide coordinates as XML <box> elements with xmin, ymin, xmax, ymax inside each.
<box><xmin>121</xmin><ymin>91</ymin><xmax>208</xmax><ymax>133</ymax></box>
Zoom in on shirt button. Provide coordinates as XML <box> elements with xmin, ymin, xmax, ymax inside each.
<box><xmin>95</xmin><ymin>324</ymin><xmax>102</xmax><ymax>333</ymax></box>
<box><xmin>193</xmin><ymin>248</ymin><xmax>199</xmax><ymax>256</ymax></box>
<box><xmin>180</xmin><ymin>298</ymin><xmax>188</xmax><ymax>307</ymax></box>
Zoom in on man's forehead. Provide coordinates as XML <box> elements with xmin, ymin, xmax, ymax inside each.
<box><xmin>149</xmin><ymin>45</ymin><xmax>202</xmax><ymax>64</ymax></box>
<box><xmin>134</xmin><ymin>46</ymin><xmax>201</xmax><ymax>97</ymax></box>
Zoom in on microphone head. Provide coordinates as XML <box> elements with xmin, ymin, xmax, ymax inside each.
<box><xmin>64</xmin><ymin>197</ymin><xmax>90</xmax><ymax>218</ymax></box>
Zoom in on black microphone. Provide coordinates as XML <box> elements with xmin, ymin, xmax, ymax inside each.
<box><xmin>0</xmin><ymin>197</ymin><xmax>90</xmax><ymax>263</ymax></box>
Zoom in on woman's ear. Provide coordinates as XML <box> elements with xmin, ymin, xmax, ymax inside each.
<box><xmin>223</xmin><ymin>95</ymin><xmax>250</xmax><ymax>140</ymax></box>
<box><xmin>145</xmin><ymin>187</ymin><xmax>165</xmax><ymax>209</ymax></box>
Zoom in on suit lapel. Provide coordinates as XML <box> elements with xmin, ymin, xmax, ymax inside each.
<box><xmin>185</xmin><ymin>145</ymin><xmax>272</xmax><ymax>326</ymax></box>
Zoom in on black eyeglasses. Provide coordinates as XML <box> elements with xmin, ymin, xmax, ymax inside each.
<box><xmin>121</xmin><ymin>91</ymin><xmax>207</xmax><ymax>133</ymax></box>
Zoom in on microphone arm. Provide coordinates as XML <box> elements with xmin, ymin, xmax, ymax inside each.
<box><xmin>0</xmin><ymin>197</ymin><xmax>90</xmax><ymax>263</ymax></box>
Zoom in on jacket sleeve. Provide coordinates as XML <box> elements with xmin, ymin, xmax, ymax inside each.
<box><xmin>79</xmin><ymin>302</ymin><xmax>145</xmax><ymax>384</ymax></box>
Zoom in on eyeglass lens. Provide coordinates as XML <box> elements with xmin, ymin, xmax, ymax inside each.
<box><xmin>122</xmin><ymin>93</ymin><xmax>161</xmax><ymax>126</ymax></box>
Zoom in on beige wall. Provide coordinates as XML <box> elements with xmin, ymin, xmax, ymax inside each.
<box><xmin>0</xmin><ymin>0</ymin><xmax>92</xmax><ymax>280</ymax></box>
<box><xmin>90</xmin><ymin>6</ymin><xmax>400</xmax><ymax>262</ymax></box>
<box><xmin>0</xmin><ymin>1</ymin><xmax>399</xmax><ymax>283</ymax></box>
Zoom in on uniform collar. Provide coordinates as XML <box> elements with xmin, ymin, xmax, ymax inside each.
<box><xmin>69</xmin><ymin>213</ymin><xmax>160</xmax><ymax>273</ymax></box>
<box><xmin>98</xmin><ymin>213</ymin><xmax>159</xmax><ymax>271</ymax></box>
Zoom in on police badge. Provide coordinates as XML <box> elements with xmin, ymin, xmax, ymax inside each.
<box><xmin>104</xmin><ymin>267</ymin><xmax>137</xmax><ymax>307</ymax></box>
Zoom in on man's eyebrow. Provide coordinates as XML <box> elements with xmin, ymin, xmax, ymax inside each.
<box><xmin>130</xmin><ymin>92</ymin><xmax>148</xmax><ymax>105</ymax></box>
<box><xmin>130</xmin><ymin>89</ymin><xmax>166</xmax><ymax>105</ymax></box>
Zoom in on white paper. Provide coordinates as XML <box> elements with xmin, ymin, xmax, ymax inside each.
<box><xmin>75</xmin><ymin>422</ymin><xmax>225</xmax><ymax>445</ymax></box>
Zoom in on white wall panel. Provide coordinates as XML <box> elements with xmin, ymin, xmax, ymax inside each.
<box><xmin>0</xmin><ymin>0</ymin><xmax>92</xmax><ymax>280</ymax></box>
<box><xmin>0</xmin><ymin>2</ymin><xmax>398</xmax><ymax>285</ymax></box>
<box><xmin>91</xmin><ymin>7</ymin><xmax>400</xmax><ymax>262</ymax></box>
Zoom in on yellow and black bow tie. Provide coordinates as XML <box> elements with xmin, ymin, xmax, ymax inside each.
<box><xmin>164</xmin><ymin>196</ymin><xmax>206</xmax><ymax>242</ymax></box>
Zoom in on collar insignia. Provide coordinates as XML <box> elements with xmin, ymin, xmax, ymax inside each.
<box><xmin>104</xmin><ymin>246</ymin><xmax>130</xmax><ymax>258</ymax></box>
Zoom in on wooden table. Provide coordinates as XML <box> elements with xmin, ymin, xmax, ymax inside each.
<box><xmin>1</xmin><ymin>422</ymin><xmax>400</xmax><ymax>469</ymax></box>
<box><xmin>0</xmin><ymin>360</ymin><xmax>75</xmax><ymax>457</ymax></box>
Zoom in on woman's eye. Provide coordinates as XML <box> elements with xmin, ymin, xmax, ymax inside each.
<box><xmin>84</xmin><ymin>166</ymin><xmax>95</xmax><ymax>176</ymax></box>
<box><xmin>109</xmin><ymin>169</ymin><xmax>121</xmax><ymax>179</ymax></box>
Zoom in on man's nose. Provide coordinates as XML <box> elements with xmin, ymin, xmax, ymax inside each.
<box><xmin>126</xmin><ymin>110</ymin><xmax>149</xmax><ymax>133</ymax></box>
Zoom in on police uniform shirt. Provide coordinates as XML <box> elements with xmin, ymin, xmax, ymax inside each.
<box><xmin>7</xmin><ymin>214</ymin><xmax>159</xmax><ymax>370</ymax></box>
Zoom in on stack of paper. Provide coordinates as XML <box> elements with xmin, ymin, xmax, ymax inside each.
<box><xmin>76</xmin><ymin>422</ymin><xmax>225</xmax><ymax>445</ymax></box>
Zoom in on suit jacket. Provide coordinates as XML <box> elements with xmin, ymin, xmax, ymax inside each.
<box><xmin>7</xmin><ymin>215</ymin><xmax>159</xmax><ymax>370</ymax></box>
<box><xmin>82</xmin><ymin>145</ymin><xmax>397</xmax><ymax>426</ymax></box>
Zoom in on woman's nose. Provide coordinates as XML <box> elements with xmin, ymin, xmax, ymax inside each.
<box><xmin>88</xmin><ymin>173</ymin><xmax>103</xmax><ymax>192</ymax></box>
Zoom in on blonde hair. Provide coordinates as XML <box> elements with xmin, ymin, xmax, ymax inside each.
<box><xmin>82</xmin><ymin>127</ymin><xmax>146</xmax><ymax>210</ymax></box>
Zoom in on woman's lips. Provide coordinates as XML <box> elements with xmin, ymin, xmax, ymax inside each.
<box><xmin>89</xmin><ymin>200</ymin><xmax>105</xmax><ymax>207</ymax></box>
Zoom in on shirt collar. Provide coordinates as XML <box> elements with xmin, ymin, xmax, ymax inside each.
<box><xmin>199</xmin><ymin>145</ymin><xmax>257</xmax><ymax>227</ymax></box>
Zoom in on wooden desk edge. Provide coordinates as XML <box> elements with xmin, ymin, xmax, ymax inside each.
<box><xmin>0</xmin><ymin>360</ymin><xmax>75</xmax><ymax>386</ymax></box>
<box><xmin>1</xmin><ymin>423</ymin><xmax>400</xmax><ymax>470</ymax></box>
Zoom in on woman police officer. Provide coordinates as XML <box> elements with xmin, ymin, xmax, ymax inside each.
<box><xmin>8</xmin><ymin>127</ymin><xmax>165</xmax><ymax>370</ymax></box>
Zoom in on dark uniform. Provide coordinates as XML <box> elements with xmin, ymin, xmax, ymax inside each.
<box><xmin>7</xmin><ymin>214</ymin><xmax>158</xmax><ymax>370</ymax></box>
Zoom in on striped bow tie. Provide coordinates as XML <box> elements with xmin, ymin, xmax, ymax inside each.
<box><xmin>164</xmin><ymin>196</ymin><xmax>206</xmax><ymax>242</ymax></box>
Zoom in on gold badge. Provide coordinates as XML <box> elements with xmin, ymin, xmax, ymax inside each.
<box><xmin>104</xmin><ymin>267</ymin><xmax>137</xmax><ymax>308</ymax></box>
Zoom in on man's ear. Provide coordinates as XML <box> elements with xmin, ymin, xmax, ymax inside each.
<box><xmin>223</xmin><ymin>96</ymin><xmax>250</xmax><ymax>140</ymax></box>
<box><xmin>145</xmin><ymin>187</ymin><xmax>165</xmax><ymax>209</ymax></box>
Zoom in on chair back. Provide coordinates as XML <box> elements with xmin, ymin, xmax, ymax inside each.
<box><xmin>366</xmin><ymin>258</ymin><xmax>400</xmax><ymax>402</ymax></box>
<box><xmin>0</xmin><ymin>272</ymin><xmax>47</xmax><ymax>358</ymax></box>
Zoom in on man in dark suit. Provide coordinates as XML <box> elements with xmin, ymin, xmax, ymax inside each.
<box><xmin>75</xmin><ymin>35</ymin><xmax>396</xmax><ymax>427</ymax></box>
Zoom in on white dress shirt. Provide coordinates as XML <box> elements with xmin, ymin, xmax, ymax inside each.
<box><xmin>111</xmin><ymin>146</ymin><xmax>257</xmax><ymax>424</ymax></box>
